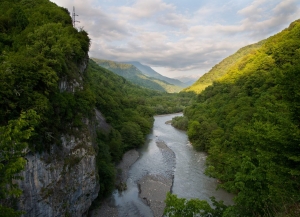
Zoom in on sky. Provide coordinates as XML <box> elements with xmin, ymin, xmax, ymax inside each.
<box><xmin>50</xmin><ymin>0</ymin><xmax>300</xmax><ymax>78</ymax></box>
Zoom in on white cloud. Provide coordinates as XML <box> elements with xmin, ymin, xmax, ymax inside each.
<box><xmin>118</xmin><ymin>0</ymin><xmax>175</xmax><ymax>20</ymax></box>
<box><xmin>238</xmin><ymin>0</ymin><xmax>269</xmax><ymax>18</ymax></box>
<box><xmin>156</xmin><ymin>12</ymin><xmax>189</xmax><ymax>29</ymax></box>
<box><xmin>237</xmin><ymin>0</ymin><xmax>299</xmax><ymax>39</ymax></box>
<box><xmin>50</xmin><ymin>0</ymin><xmax>300</xmax><ymax>77</ymax></box>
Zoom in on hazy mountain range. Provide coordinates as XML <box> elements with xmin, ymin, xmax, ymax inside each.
<box><xmin>92</xmin><ymin>58</ymin><xmax>195</xmax><ymax>93</ymax></box>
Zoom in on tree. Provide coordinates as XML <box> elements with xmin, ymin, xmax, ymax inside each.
<box><xmin>164</xmin><ymin>192</ymin><xmax>227</xmax><ymax>217</ymax></box>
<box><xmin>0</xmin><ymin>110</ymin><xmax>39</xmax><ymax>216</ymax></box>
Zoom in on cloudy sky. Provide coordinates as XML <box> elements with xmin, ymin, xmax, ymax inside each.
<box><xmin>50</xmin><ymin>0</ymin><xmax>300</xmax><ymax>78</ymax></box>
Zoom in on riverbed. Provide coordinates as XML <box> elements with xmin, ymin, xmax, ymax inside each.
<box><xmin>90</xmin><ymin>113</ymin><xmax>234</xmax><ymax>217</ymax></box>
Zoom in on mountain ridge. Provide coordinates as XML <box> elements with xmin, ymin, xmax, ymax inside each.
<box><xmin>125</xmin><ymin>61</ymin><xmax>188</xmax><ymax>87</ymax></box>
<box><xmin>92</xmin><ymin>58</ymin><xmax>183</xmax><ymax>93</ymax></box>
<box><xmin>183</xmin><ymin>40</ymin><xmax>266</xmax><ymax>93</ymax></box>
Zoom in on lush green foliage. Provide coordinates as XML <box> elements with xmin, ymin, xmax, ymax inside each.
<box><xmin>0</xmin><ymin>0</ymin><xmax>92</xmax><ymax>151</ymax></box>
<box><xmin>89</xmin><ymin>60</ymin><xmax>194</xmax><ymax>116</ymax></box>
<box><xmin>88</xmin><ymin>60</ymin><xmax>154</xmax><ymax>152</ymax></box>
<box><xmin>0</xmin><ymin>110</ymin><xmax>38</xmax><ymax>216</ymax></box>
<box><xmin>183</xmin><ymin>41</ymin><xmax>264</xmax><ymax>94</ymax></box>
<box><xmin>185</xmin><ymin>20</ymin><xmax>300</xmax><ymax>216</ymax></box>
<box><xmin>92</xmin><ymin>58</ymin><xmax>183</xmax><ymax>93</ymax></box>
<box><xmin>0</xmin><ymin>0</ymin><xmax>91</xmax><ymax>214</ymax></box>
<box><xmin>148</xmin><ymin>91</ymin><xmax>195</xmax><ymax>115</ymax></box>
<box><xmin>87</xmin><ymin>60</ymin><xmax>194</xmax><ymax>199</ymax></box>
<box><xmin>164</xmin><ymin>193</ymin><xmax>227</xmax><ymax>217</ymax></box>
<box><xmin>0</xmin><ymin>0</ymin><xmax>189</xmax><ymax>213</ymax></box>
<box><xmin>171</xmin><ymin>116</ymin><xmax>188</xmax><ymax>131</ymax></box>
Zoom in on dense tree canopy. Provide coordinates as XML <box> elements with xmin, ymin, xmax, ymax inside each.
<box><xmin>0</xmin><ymin>0</ymin><xmax>194</xmax><ymax>210</ymax></box>
<box><xmin>183</xmin><ymin>41</ymin><xmax>265</xmax><ymax>94</ymax></box>
<box><xmin>183</xmin><ymin>19</ymin><xmax>300</xmax><ymax>216</ymax></box>
<box><xmin>0</xmin><ymin>0</ymin><xmax>93</xmax><ymax>215</ymax></box>
<box><xmin>86</xmin><ymin>59</ymin><xmax>194</xmax><ymax>199</ymax></box>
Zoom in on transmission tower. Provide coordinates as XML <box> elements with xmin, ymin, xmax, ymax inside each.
<box><xmin>72</xmin><ymin>6</ymin><xmax>80</xmax><ymax>27</ymax></box>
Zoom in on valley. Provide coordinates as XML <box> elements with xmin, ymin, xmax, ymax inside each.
<box><xmin>0</xmin><ymin>1</ymin><xmax>299</xmax><ymax>217</ymax></box>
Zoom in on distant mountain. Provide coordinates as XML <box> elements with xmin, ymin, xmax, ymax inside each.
<box><xmin>183</xmin><ymin>40</ymin><xmax>265</xmax><ymax>94</ymax></box>
<box><xmin>91</xmin><ymin>58</ymin><xmax>183</xmax><ymax>93</ymax></box>
<box><xmin>126</xmin><ymin>61</ymin><xmax>188</xmax><ymax>87</ymax></box>
<box><xmin>172</xmin><ymin>76</ymin><xmax>198</xmax><ymax>86</ymax></box>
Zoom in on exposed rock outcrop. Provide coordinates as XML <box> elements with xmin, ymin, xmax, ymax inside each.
<box><xmin>18</xmin><ymin>134</ymin><xmax>99</xmax><ymax>217</ymax></box>
<box><xmin>17</xmin><ymin>57</ymin><xmax>100</xmax><ymax>217</ymax></box>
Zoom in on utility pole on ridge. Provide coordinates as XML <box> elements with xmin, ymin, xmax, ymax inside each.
<box><xmin>72</xmin><ymin>6</ymin><xmax>80</xmax><ymax>27</ymax></box>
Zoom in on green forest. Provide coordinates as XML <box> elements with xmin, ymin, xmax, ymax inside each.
<box><xmin>183</xmin><ymin>40</ymin><xmax>265</xmax><ymax>94</ymax></box>
<box><xmin>87</xmin><ymin>60</ymin><xmax>193</xmax><ymax>198</ymax></box>
<box><xmin>1</xmin><ymin>0</ymin><xmax>300</xmax><ymax>216</ymax></box>
<box><xmin>0</xmin><ymin>0</ymin><xmax>193</xmax><ymax>215</ymax></box>
<box><xmin>0</xmin><ymin>0</ymin><xmax>92</xmax><ymax>214</ymax></box>
<box><xmin>175</xmin><ymin>19</ymin><xmax>300</xmax><ymax>216</ymax></box>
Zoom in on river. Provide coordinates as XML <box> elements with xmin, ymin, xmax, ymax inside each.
<box><xmin>91</xmin><ymin>113</ymin><xmax>234</xmax><ymax>217</ymax></box>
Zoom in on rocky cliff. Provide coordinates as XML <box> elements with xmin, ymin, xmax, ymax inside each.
<box><xmin>17</xmin><ymin>58</ymin><xmax>100</xmax><ymax>217</ymax></box>
<box><xmin>18</xmin><ymin>134</ymin><xmax>99</xmax><ymax>217</ymax></box>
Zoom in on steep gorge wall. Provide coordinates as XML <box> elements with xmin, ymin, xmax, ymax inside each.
<box><xmin>17</xmin><ymin>58</ymin><xmax>100</xmax><ymax>217</ymax></box>
<box><xmin>18</xmin><ymin>134</ymin><xmax>99</xmax><ymax>217</ymax></box>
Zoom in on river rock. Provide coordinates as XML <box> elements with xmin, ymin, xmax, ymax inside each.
<box><xmin>138</xmin><ymin>174</ymin><xmax>172</xmax><ymax>217</ymax></box>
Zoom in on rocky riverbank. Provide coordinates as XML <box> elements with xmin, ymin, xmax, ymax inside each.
<box><xmin>138</xmin><ymin>174</ymin><xmax>172</xmax><ymax>217</ymax></box>
<box><xmin>89</xmin><ymin>149</ymin><xmax>140</xmax><ymax>216</ymax></box>
<box><xmin>89</xmin><ymin>140</ymin><xmax>176</xmax><ymax>217</ymax></box>
<box><xmin>136</xmin><ymin>140</ymin><xmax>175</xmax><ymax>217</ymax></box>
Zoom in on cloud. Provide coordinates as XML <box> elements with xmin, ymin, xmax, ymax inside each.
<box><xmin>51</xmin><ymin>0</ymin><xmax>300</xmax><ymax>77</ymax></box>
<box><xmin>156</xmin><ymin>12</ymin><xmax>189</xmax><ymax>29</ymax></box>
<box><xmin>238</xmin><ymin>0</ymin><xmax>299</xmax><ymax>38</ymax></box>
<box><xmin>118</xmin><ymin>0</ymin><xmax>175</xmax><ymax>20</ymax></box>
<box><xmin>238</xmin><ymin>0</ymin><xmax>269</xmax><ymax>19</ymax></box>
<box><xmin>52</xmin><ymin>0</ymin><xmax>131</xmax><ymax>42</ymax></box>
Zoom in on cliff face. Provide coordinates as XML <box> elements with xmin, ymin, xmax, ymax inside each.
<box><xmin>17</xmin><ymin>58</ymin><xmax>100</xmax><ymax>217</ymax></box>
<box><xmin>18</xmin><ymin>135</ymin><xmax>99</xmax><ymax>217</ymax></box>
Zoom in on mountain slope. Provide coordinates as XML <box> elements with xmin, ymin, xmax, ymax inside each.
<box><xmin>0</xmin><ymin>0</ymin><xmax>97</xmax><ymax>215</ymax></box>
<box><xmin>126</xmin><ymin>61</ymin><xmax>187</xmax><ymax>87</ymax></box>
<box><xmin>185</xmin><ymin>19</ymin><xmax>300</xmax><ymax>216</ymax></box>
<box><xmin>183</xmin><ymin>40</ymin><xmax>265</xmax><ymax>93</ymax></box>
<box><xmin>92</xmin><ymin>58</ymin><xmax>183</xmax><ymax>93</ymax></box>
<box><xmin>173</xmin><ymin>75</ymin><xmax>198</xmax><ymax>86</ymax></box>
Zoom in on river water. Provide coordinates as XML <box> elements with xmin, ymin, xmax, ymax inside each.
<box><xmin>102</xmin><ymin>113</ymin><xmax>233</xmax><ymax>216</ymax></box>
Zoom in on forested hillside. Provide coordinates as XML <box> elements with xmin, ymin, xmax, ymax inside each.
<box><xmin>183</xmin><ymin>40</ymin><xmax>265</xmax><ymax>94</ymax></box>
<box><xmin>0</xmin><ymin>0</ymin><xmax>195</xmax><ymax>215</ymax></box>
<box><xmin>92</xmin><ymin>58</ymin><xmax>183</xmax><ymax>93</ymax></box>
<box><xmin>0</xmin><ymin>0</ymin><xmax>93</xmax><ymax>215</ymax></box>
<box><xmin>0</xmin><ymin>0</ymin><xmax>93</xmax><ymax>148</ymax></box>
<box><xmin>183</xmin><ymin>20</ymin><xmax>300</xmax><ymax>216</ymax></box>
